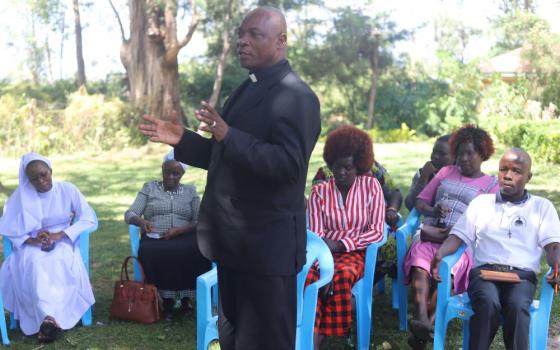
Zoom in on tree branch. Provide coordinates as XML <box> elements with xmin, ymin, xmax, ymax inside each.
<box><xmin>108</xmin><ymin>0</ymin><xmax>127</xmax><ymax>42</ymax></box>
<box><xmin>177</xmin><ymin>0</ymin><xmax>199</xmax><ymax>50</ymax></box>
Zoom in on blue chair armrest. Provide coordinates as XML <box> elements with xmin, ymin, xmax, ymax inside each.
<box><xmin>395</xmin><ymin>208</ymin><xmax>421</xmax><ymax>270</ymax></box>
<box><xmin>435</xmin><ymin>244</ymin><xmax>467</xmax><ymax>314</ymax></box>
<box><xmin>307</xmin><ymin>230</ymin><xmax>335</xmax><ymax>289</ymax></box>
<box><xmin>360</xmin><ymin>224</ymin><xmax>388</xmax><ymax>295</ymax></box>
<box><xmin>404</xmin><ymin>208</ymin><xmax>421</xmax><ymax>235</ymax></box>
<box><xmin>440</xmin><ymin>244</ymin><xmax>466</xmax><ymax>275</ymax></box>
<box><xmin>534</xmin><ymin>268</ymin><xmax>554</xmax><ymax>333</ymax></box>
<box><xmin>196</xmin><ymin>266</ymin><xmax>219</xmax><ymax>350</ymax></box>
<box><xmin>2</xmin><ymin>237</ymin><xmax>12</xmax><ymax>259</ymax></box>
<box><xmin>128</xmin><ymin>225</ymin><xmax>140</xmax><ymax>257</ymax></box>
<box><xmin>79</xmin><ymin>210</ymin><xmax>98</xmax><ymax>275</ymax></box>
<box><xmin>197</xmin><ymin>267</ymin><xmax>218</xmax><ymax>317</ymax></box>
<box><xmin>128</xmin><ymin>225</ymin><xmax>142</xmax><ymax>281</ymax></box>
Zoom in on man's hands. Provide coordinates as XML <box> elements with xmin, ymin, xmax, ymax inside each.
<box><xmin>323</xmin><ymin>238</ymin><xmax>344</xmax><ymax>254</ymax></box>
<box><xmin>139</xmin><ymin>111</ymin><xmax>185</xmax><ymax>146</ymax></box>
<box><xmin>546</xmin><ymin>262</ymin><xmax>559</xmax><ymax>292</ymax></box>
<box><xmin>139</xmin><ymin>102</ymin><xmax>230</xmax><ymax>144</ymax></box>
<box><xmin>137</xmin><ymin>219</ymin><xmax>154</xmax><ymax>234</ymax></box>
<box><xmin>433</xmin><ymin>202</ymin><xmax>451</xmax><ymax>219</ymax></box>
<box><xmin>194</xmin><ymin>101</ymin><xmax>229</xmax><ymax>142</ymax></box>
<box><xmin>419</xmin><ymin>161</ymin><xmax>437</xmax><ymax>184</ymax></box>
<box><xmin>26</xmin><ymin>230</ymin><xmax>67</xmax><ymax>251</ymax></box>
<box><xmin>163</xmin><ymin>227</ymin><xmax>184</xmax><ymax>240</ymax></box>
<box><xmin>385</xmin><ymin>208</ymin><xmax>399</xmax><ymax>230</ymax></box>
<box><xmin>544</xmin><ymin>243</ymin><xmax>560</xmax><ymax>291</ymax></box>
<box><xmin>430</xmin><ymin>254</ymin><xmax>442</xmax><ymax>282</ymax></box>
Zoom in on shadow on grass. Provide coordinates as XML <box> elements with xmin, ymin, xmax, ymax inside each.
<box><xmin>1</xmin><ymin>144</ymin><xmax>560</xmax><ymax>349</ymax></box>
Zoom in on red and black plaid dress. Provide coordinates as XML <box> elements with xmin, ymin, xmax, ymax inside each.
<box><xmin>306</xmin><ymin>176</ymin><xmax>385</xmax><ymax>336</ymax></box>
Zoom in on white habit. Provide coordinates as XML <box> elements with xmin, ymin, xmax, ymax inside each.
<box><xmin>0</xmin><ymin>153</ymin><xmax>95</xmax><ymax>335</ymax></box>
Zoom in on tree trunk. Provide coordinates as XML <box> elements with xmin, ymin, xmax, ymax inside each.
<box><xmin>45</xmin><ymin>37</ymin><xmax>54</xmax><ymax>82</ymax></box>
<box><xmin>365</xmin><ymin>43</ymin><xmax>379</xmax><ymax>129</ymax></box>
<box><xmin>208</xmin><ymin>0</ymin><xmax>234</xmax><ymax>108</ymax></box>
<box><xmin>118</xmin><ymin>0</ymin><xmax>198</xmax><ymax>123</ymax></box>
<box><xmin>73</xmin><ymin>0</ymin><xmax>86</xmax><ymax>87</ymax></box>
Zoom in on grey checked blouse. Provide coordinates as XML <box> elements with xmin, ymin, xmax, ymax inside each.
<box><xmin>124</xmin><ymin>181</ymin><xmax>200</xmax><ymax>232</ymax></box>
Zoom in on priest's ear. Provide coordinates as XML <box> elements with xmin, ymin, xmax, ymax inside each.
<box><xmin>277</xmin><ymin>32</ymin><xmax>287</xmax><ymax>50</ymax></box>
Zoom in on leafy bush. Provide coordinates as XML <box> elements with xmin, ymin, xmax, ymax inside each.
<box><xmin>0</xmin><ymin>89</ymin><xmax>145</xmax><ymax>156</ymax></box>
<box><xmin>487</xmin><ymin>119</ymin><xmax>560</xmax><ymax>164</ymax></box>
<box><xmin>367</xmin><ymin>123</ymin><xmax>417</xmax><ymax>143</ymax></box>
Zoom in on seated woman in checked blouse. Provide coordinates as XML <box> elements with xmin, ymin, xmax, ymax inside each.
<box><xmin>125</xmin><ymin>151</ymin><xmax>211</xmax><ymax>320</ymax></box>
<box><xmin>306</xmin><ymin>125</ymin><xmax>385</xmax><ymax>349</ymax></box>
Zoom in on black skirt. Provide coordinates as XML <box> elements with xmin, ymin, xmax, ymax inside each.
<box><xmin>138</xmin><ymin>231</ymin><xmax>211</xmax><ymax>291</ymax></box>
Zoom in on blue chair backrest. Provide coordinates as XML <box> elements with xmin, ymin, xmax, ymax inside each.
<box><xmin>295</xmin><ymin>230</ymin><xmax>334</xmax><ymax>349</ymax></box>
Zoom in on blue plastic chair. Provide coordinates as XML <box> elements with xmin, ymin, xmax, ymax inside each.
<box><xmin>433</xmin><ymin>244</ymin><xmax>556</xmax><ymax>350</ymax></box>
<box><xmin>350</xmin><ymin>223</ymin><xmax>388</xmax><ymax>350</ymax></box>
<box><xmin>0</xmin><ymin>288</ymin><xmax>8</xmax><ymax>346</ymax></box>
<box><xmin>128</xmin><ymin>225</ymin><xmax>143</xmax><ymax>282</ymax></box>
<box><xmin>1</xmin><ymin>209</ymin><xmax>98</xmax><ymax>338</ymax></box>
<box><xmin>195</xmin><ymin>230</ymin><xmax>335</xmax><ymax>350</ymax></box>
<box><xmin>392</xmin><ymin>208</ymin><xmax>421</xmax><ymax>331</ymax></box>
<box><xmin>375</xmin><ymin>214</ymin><xmax>404</xmax><ymax>318</ymax></box>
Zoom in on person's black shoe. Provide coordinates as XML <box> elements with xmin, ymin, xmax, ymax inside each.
<box><xmin>179</xmin><ymin>297</ymin><xmax>193</xmax><ymax>316</ymax></box>
<box><xmin>409</xmin><ymin>319</ymin><xmax>434</xmax><ymax>342</ymax></box>
<box><xmin>407</xmin><ymin>334</ymin><xmax>427</xmax><ymax>350</ymax></box>
<box><xmin>387</xmin><ymin>262</ymin><xmax>398</xmax><ymax>279</ymax></box>
<box><xmin>162</xmin><ymin>298</ymin><xmax>175</xmax><ymax>321</ymax></box>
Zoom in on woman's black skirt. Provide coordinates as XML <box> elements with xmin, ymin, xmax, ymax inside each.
<box><xmin>138</xmin><ymin>232</ymin><xmax>211</xmax><ymax>291</ymax></box>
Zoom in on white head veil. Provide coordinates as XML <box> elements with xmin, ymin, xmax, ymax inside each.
<box><xmin>0</xmin><ymin>152</ymin><xmax>52</xmax><ymax>238</ymax></box>
<box><xmin>163</xmin><ymin>149</ymin><xmax>188</xmax><ymax>171</ymax></box>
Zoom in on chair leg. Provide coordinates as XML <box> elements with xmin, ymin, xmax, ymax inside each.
<box><xmin>433</xmin><ymin>318</ymin><xmax>450</xmax><ymax>350</ymax></box>
<box><xmin>376</xmin><ymin>279</ymin><xmax>385</xmax><ymax>295</ymax></box>
<box><xmin>398</xmin><ymin>283</ymin><xmax>408</xmax><ymax>331</ymax></box>
<box><xmin>0</xmin><ymin>311</ymin><xmax>10</xmax><ymax>346</ymax></box>
<box><xmin>81</xmin><ymin>306</ymin><xmax>92</xmax><ymax>327</ymax></box>
<box><xmin>355</xmin><ymin>294</ymin><xmax>372</xmax><ymax>350</ymax></box>
<box><xmin>462</xmin><ymin>319</ymin><xmax>470</xmax><ymax>350</ymax></box>
<box><xmin>9</xmin><ymin>313</ymin><xmax>16</xmax><ymax>330</ymax></box>
<box><xmin>391</xmin><ymin>277</ymin><xmax>399</xmax><ymax>310</ymax></box>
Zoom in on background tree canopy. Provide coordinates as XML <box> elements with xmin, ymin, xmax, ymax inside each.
<box><xmin>1</xmin><ymin>0</ymin><xmax>560</xmax><ymax>161</ymax></box>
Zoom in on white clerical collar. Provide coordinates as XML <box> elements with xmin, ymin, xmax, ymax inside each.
<box><xmin>249</xmin><ymin>73</ymin><xmax>257</xmax><ymax>83</ymax></box>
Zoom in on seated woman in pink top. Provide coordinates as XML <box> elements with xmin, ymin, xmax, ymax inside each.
<box><xmin>306</xmin><ymin>125</ymin><xmax>385</xmax><ymax>349</ymax></box>
<box><xmin>403</xmin><ymin>124</ymin><xmax>499</xmax><ymax>349</ymax></box>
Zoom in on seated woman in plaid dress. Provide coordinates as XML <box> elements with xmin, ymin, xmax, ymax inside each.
<box><xmin>125</xmin><ymin>151</ymin><xmax>211</xmax><ymax>320</ymax></box>
<box><xmin>306</xmin><ymin>125</ymin><xmax>385</xmax><ymax>349</ymax></box>
<box><xmin>403</xmin><ymin>125</ymin><xmax>499</xmax><ymax>349</ymax></box>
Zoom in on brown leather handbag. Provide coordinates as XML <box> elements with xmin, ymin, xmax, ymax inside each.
<box><xmin>109</xmin><ymin>256</ymin><xmax>160</xmax><ymax>323</ymax></box>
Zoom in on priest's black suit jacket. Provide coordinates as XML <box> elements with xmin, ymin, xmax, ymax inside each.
<box><xmin>174</xmin><ymin>60</ymin><xmax>321</xmax><ymax>276</ymax></box>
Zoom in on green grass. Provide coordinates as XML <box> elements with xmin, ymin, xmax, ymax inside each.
<box><xmin>0</xmin><ymin>141</ymin><xmax>559</xmax><ymax>349</ymax></box>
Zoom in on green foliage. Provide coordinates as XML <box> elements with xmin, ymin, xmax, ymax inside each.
<box><xmin>519</xmin><ymin>122</ymin><xmax>560</xmax><ymax>164</ymax></box>
<box><xmin>492</xmin><ymin>10</ymin><xmax>550</xmax><ymax>54</ymax></box>
<box><xmin>479</xmin><ymin>77</ymin><xmax>528</xmax><ymax>121</ymax></box>
<box><xmin>420</xmin><ymin>52</ymin><xmax>483</xmax><ymax>136</ymax></box>
<box><xmin>0</xmin><ymin>79</ymin><xmax>78</xmax><ymax>106</ymax></box>
<box><xmin>433</xmin><ymin>15</ymin><xmax>482</xmax><ymax>62</ymax></box>
<box><xmin>0</xmin><ymin>89</ymin><xmax>145</xmax><ymax>156</ymax></box>
<box><xmin>367</xmin><ymin>123</ymin><xmax>416</xmax><ymax>143</ymax></box>
<box><xmin>374</xmin><ymin>65</ymin><xmax>448</xmax><ymax>131</ymax></box>
<box><xmin>489</xmin><ymin>119</ymin><xmax>560</xmax><ymax>164</ymax></box>
<box><xmin>179</xmin><ymin>59</ymin><xmax>246</xmax><ymax>125</ymax></box>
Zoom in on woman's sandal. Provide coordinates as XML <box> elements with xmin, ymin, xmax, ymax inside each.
<box><xmin>409</xmin><ymin>319</ymin><xmax>434</xmax><ymax>342</ymax></box>
<box><xmin>407</xmin><ymin>334</ymin><xmax>427</xmax><ymax>350</ymax></box>
<box><xmin>37</xmin><ymin>316</ymin><xmax>63</xmax><ymax>343</ymax></box>
<box><xmin>179</xmin><ymin>297</ymin><xmax>193</xmax><ymax>316</ymax></box>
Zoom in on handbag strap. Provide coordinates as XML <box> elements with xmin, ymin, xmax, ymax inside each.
<box><xmin>120</xmin><ymin>256</ymin><xmax>146</xmax><ymax>285</ymax></box>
